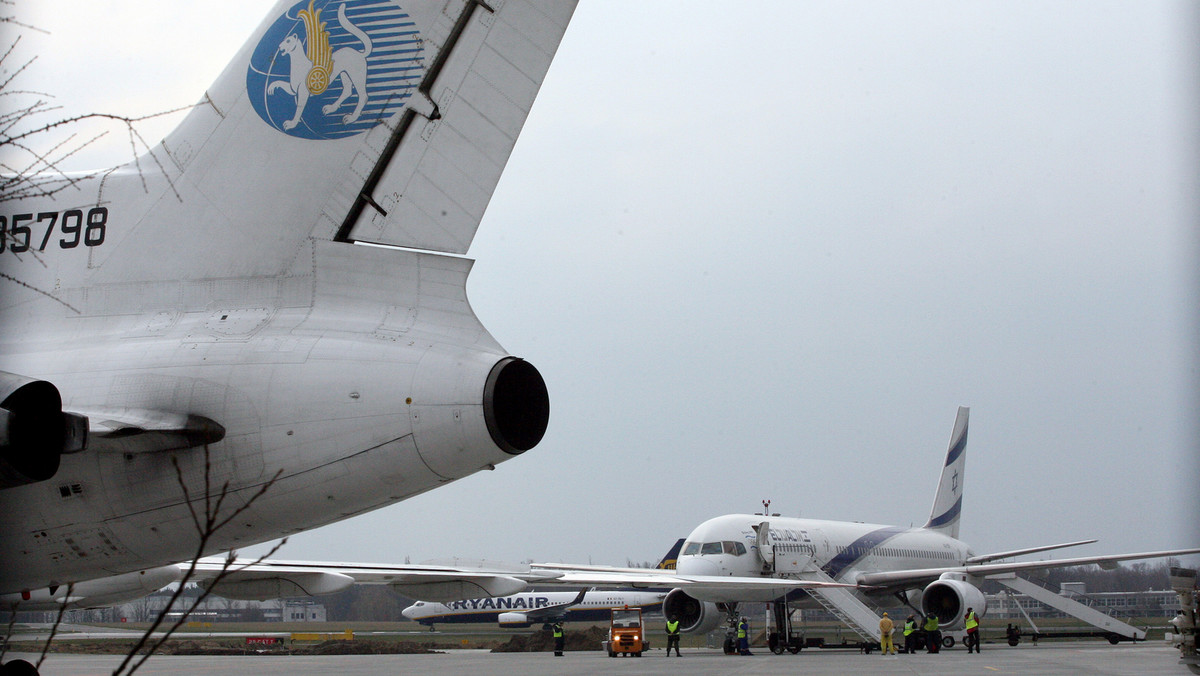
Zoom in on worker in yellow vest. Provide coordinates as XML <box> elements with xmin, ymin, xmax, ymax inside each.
<box><xmin>737</xmin><ymin>617</ymin><xmax>752</xmax><ymax>655</ymax></box>
<box><xmin>964</xmin><ymin>607</ymin><xmax>980</xmax><ymax>653</ymax></box>
<box><xmin>553</xmin><ymin>620</ymin><xmax>564</xmax><ymax>656</ymax></box>
<box><xmin>923</xmin><ymin>613</ymin><xmax>941</xmax><ymax>653</ymax></box>
<box><xmin>903</xmin><ymin>614</ymin><xmax>918</xmax><ymax>654</ymax></box>
<box><xmin>665</xmin><ymin>615</ymin><xmax>681</xmax><ymax>656</ymax></box>
<box><xmin>878</xmin><ymin>612</ymin><xmax>896</xmax><ymax>654</ymax></box>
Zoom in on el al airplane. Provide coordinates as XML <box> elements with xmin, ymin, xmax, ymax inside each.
<box><xmin>402</xmin><ymin>589</ymin><xmax>666</xmax><ymax>629</ymax></box>
<box><xmin>0</xmin><ymin>0</ymin><xmax>579</xmax><ymax>609</ymax></box>
<box><xmin>625</xmin><ymin>408</ymin><xmax>1200</xmax><ymax>649</ymax></box>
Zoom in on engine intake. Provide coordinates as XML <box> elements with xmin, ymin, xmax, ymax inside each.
<box><xmin>0</xmin><ymin>372</ymin><xmax>87</xmax><ymax>488</ymax></box>
<box><xmin>662</xmin><ymin>589</ymin><xmax>722</xmax><ymax>634</ymax></box>
<box><xmin>921</xmin><ymin>575</ymin><xmax>987</xmax><ymax>629</ymax></box>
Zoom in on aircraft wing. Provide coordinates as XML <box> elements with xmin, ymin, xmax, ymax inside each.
<box><xmin>854</xmin><ymin>546</ymin><xmax>1200</xmax><ymax>590</ymax></box>
<box><xmin>188</xmin><ymin>557</ymin><xmax>566</xmax><ymax>603</ymax></box>
<box><xmin>517</xmin><ymin>588</ymin><xmax>588</xmax><ymax>621</ymax></box>
<box><xmin>526</xmin><ymin>563</ymin><xmax>855</xmax><ymax>595</ymax></box>
<box><xmin>185</xmin><ymin>556</ymin><xmax>851</xmax><ymax>604</ymax></box>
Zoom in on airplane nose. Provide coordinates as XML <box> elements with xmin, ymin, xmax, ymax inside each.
<box><xmin>401</xmin><ymin>606</ymin><xmax>416</xmax><ymax>619</ymax></box>
<box><xmin>677</xmin><ymin>557</ymin><xmax>720</xmax><ymax>576</ymax></box>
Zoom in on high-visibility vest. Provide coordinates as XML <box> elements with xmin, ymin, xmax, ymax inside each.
<box><xmin>923</xmin><ymin>616</ymin><xmax>938</xmax><ymax>631</ymax></box>
<box><xmin>553</xmin><ymin>625</ymin><xmax>563</xmax><ymax>638</ymax></box>
<box><xmin>737</xmin><ymin>622</ymin><xmax>747</xmax><ymax>638</ymax></box>
<box><xmin>903</xmin><ymin>620</ymin><xmax>915</xmax><ymax>636</ymax></box>
<box><xmin>666</xmin><ymin>620</ymin><xmax>680</xmax><ymax>635</ymax></box>
<box><xmin>964</xmin><ymin>612</ymin><xmax>978</xmax><ymax>630</ymax></box>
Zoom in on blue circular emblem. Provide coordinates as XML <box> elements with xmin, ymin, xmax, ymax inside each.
<box><xmin>247</xmin><ymin>0</ymin><xmax>423</xmax><ymax>139</ymax></box>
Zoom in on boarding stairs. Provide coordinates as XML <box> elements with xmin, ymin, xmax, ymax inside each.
<box><xmin>793</xmin><ymin>568</ymin><xmax>880</xmax><ymax>644</ymax></box>
<box><xmin>993</xmin><ymin>574</ymin><xmax>1145</xmax><ymax>640</ymax></box>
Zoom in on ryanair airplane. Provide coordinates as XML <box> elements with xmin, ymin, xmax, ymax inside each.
<box><xmin>403</xmin><ymin>589</ymin><xmax>666</xmax><ymax>629</ymax></box>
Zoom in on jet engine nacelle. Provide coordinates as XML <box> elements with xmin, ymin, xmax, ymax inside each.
<box><xmin>662</xmin><ymin>589</ymin><xmax>723</xmax><ymax>634</ymax></box>
<box><xmin>203</xmin><ymin>571</ymin><xmax>355</xmax><ymax>601</ymax></box>
<box><xmin>497</xmin><ymin>612</ymin><xmax>533</xmax><ymax>628</ymax></box>
<box><xmin>0</xmin><ymin>565</ymin><xmax>183</xmax><ymax>611</ymax></box>
<box><xmin>0</xmin><ymin>372</ymin><xmax>87</xmax><ymax>488</ymax></box>
<box><xmin>921</xmin><ymin>574</ymin><xmax>987</xmax><ymax>630</ymax></box>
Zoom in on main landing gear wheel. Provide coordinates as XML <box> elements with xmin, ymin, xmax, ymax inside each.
<box><xmin>942</xmin><ymin>636</ymin><xmax>956</xmax><ymax>648</ymax></box>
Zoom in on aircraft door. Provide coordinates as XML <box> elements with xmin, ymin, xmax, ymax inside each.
<box><xmin>773</xmin><ymin>529</ymin><xmax>815</xmax><ymax>574</ymax></box>
<box><xmin>754</xmin><ymin>521</ymin><xmax>774</xmax><ymax>572</ymax></box>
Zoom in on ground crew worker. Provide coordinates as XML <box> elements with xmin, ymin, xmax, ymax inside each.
<box><xmin>903</xmin><ymin>614</ymin><xmax>918</xmax><ymax>654</ymax></box>
<box><xmin>923</xmin><ymin>613</ymin><xmax>941</xmax><ymax>653</ymax></box>
<box><xmin>737</xmin><ymin>617</ymin><xmax>752</xmax><ymax>655</ymax></box>
<box><xmin>552</xmin><ymin>620</ymin><xmax>565</xmax><ymax>656</ymax></box>
<box><xmin>964</xmin><ymin>607</ymin><xmax>980</xmax><ymax>653</ymax></box>
<box><xmin>878</xmin><ymin>611</ymin><xmax>896</xmax><ymax>655</ymax></box>
<box><xmin>665</xmin><ymin>614</ymin><xmax>681</xmax><ymax>656</ymax></box>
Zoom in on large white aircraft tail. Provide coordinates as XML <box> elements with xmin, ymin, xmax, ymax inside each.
<box><xmin>6</xmin><ymin>0</ymin><xmax>576</xmax><ymax>296</ymax></box>
<box><xmin>923</xmin><ymin>406</ymin><xmax>969</xmax><ymax>540</ymax></box>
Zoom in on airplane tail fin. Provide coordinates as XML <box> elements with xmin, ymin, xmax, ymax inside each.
<box><xmin>655</xmin><ymin>539</ymin><xmax>686</xmax><ymax>570</ymax></box>
<box><xmin>22</xmin><ymin>0</ymin><xmax>576</xmax><ymax>292</ymax></box>
<box><xmin>923</xmin><ymin>407</ymin><xmax>969</xmax><ymax>539</ymax></box>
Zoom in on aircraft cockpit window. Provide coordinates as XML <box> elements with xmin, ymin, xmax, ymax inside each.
<box><xmin>682</xmin><ymin>541</ymin><xmax>701</xmax><ymax>556</ymax></box>
<box><xmin>700</xmin><ymin>542</ymin><xmax>723</xmax><ymax>555</ymax></box>
<box><xmin>722</xmin><ymin>541</ymin><xmax>746</xmax><ymax>556</ymax></box>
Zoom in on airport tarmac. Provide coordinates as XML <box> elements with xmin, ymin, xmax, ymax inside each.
<box><xmin>5</xmin><ymin>642</ymin><xmax>1188</xmax><ymax>676</ymax></box>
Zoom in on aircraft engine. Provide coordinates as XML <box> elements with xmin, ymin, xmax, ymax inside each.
<box><xmin>0</xmin><ymin>372</ymin><xmax>87</xmax><ymax>488</ymax></box>
<box><xmin>498</xmin><ymin>612</ymin><xmax>533</xmax><ymax>628</ymax></box>
<box><xmin>662</xmin><ymin>589</ymin><xmax>723</xmax><ymax>634</ymax></box>
<box><xmin>203</xmin><ymin>571</ymin><xmax>355</xmax><ymax>601</ymax></box>
<box><xmin>921</xmin><ymin>574</ymin><xmax>987</xmax><ymax>629</ymax></box>
<box><xmin>0</xmin><ymin>565</ymin><xmax>183</xmax><ymax>611</ymax></box>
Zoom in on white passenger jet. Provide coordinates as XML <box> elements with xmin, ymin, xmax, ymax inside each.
<box><xmin>402</xmin><ymin>589</ymin><xmax>667</xmax><ymax>629</ymax></box>
<box><xmin>644</xmin><ymin>408</ymin><xmax>1200</xmax><ymax>651</ymax></box>
<box><xmin>0</xmin><ymin>0</ymin><xmax>578</xmax><ymax>609</ymax></box>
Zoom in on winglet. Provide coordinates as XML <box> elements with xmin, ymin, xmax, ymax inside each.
<box><xmin>923</xmin><ymin>407</ymin><xmax>969</xmax><ymax>539</ymax></box>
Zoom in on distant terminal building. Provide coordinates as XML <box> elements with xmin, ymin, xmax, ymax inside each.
<box><xmin>270</xmin><ymin>601</ymin><xmax>327</xmax><ymax>623</ymax></box>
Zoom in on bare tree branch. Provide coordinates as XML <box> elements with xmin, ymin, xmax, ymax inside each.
<box><xmin>111</xmin><ymin>445</ymin><xmax>284</xmax><ymax>676</ymax></box>
<box><xmin>34</xmin><ymin>582</ymin><xmax>73</xmax><ymax>671</ymax></box>
<box><xmin>0</xmin><ymin>15</ymin><xmax>200</xmax><ymax>203</ymax></box>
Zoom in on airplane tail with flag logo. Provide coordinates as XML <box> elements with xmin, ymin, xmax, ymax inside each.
<box><xmin>923</xmin><ymin>406</ymin><xmax>969</xmax><ymax>540</ymax></box>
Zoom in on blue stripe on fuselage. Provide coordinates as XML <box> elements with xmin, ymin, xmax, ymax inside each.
<box><xmin>821</xmin><ymin>526</ymin><xmax>908</xmax><ymax>579</ymax></box>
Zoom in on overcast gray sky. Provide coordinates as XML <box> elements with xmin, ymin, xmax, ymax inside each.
<box><xmin>18</xmin><ymin>1</ymin><xmax>1200</xmax><ymax>567</ymax></box>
